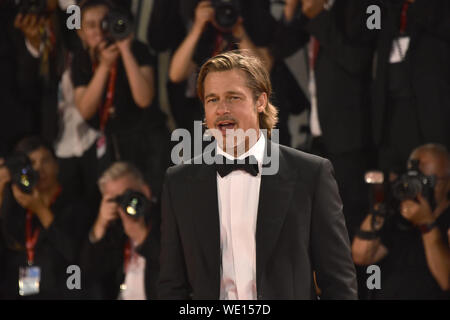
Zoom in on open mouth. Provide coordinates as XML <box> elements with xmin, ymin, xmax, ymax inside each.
<box><xmin>216</xmin><ymin>121</ymin><xmax>237</xmax><ymax>134</ymax></box>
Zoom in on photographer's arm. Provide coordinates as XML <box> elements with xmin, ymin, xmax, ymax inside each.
<box><xmin>117</xmin><ymin>38</ymin><xmax>155</xmax><ymax>108</ymax></box>
<box><xmin>168</xmin><ymin>24</ymin><xmax>202</xmax><ymax>83</ymax></box>
<box><xmin>169</xmin><ymin>1</ymin><xmax>213</xmax><ymax>83</ymax></box>
<box><xmin>74</xmin><ymin>65</ymin><xmax>110</xmax><ymax>121</ymax></box>
<box><xmin>422</xmin><ymin>228</ymin><xmax>450</xmax><ymax>290</ymax></box>
<box><xmin>352</xmin><ymin>214</ymin><xmax>388</xmax><ymax>265</ymax></box>
<box><xmin>75</xmin><ymin>43</ymin><xmax>118</xmax><ymax>120</ymax></box>
<box><xmin>402</xmin><ymin>196</ymin><xmax>450</xmax><ymax>290</ymax></box>
<box><xmin>0</xmin><ymin>160</ymin><xmax>11</xmax><ymax>210</ymax></box>
<box><xmin>233</xmin><ymin>20</ymin><xmax>274</xmax><ymax>72</ymax></box>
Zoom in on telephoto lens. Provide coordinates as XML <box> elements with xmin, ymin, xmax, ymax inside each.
<box><xmin>5</xmin><ymin>153</ymin><xmax>39</xmax><ymax>194</ymax></box>
<box><xmin>101</xmin><ymin>9</ymin><xmax>134</xmax><ymax>42</ymax></box>
<box><xmin>211</xmin><ymin>0</ymin><xmax>241</xmax><ymax>31</ymax></box>
<box><xmin>391</xmin><ymin>160</ymin><xmax>436</xmax><ymax>209</ymax></box>
<box><xmin>110</xmin><ymin>189</ymin><xmax>150</xmax><ymax>219</ymax></box>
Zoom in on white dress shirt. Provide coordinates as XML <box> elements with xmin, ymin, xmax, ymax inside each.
<box><xmin>216</xmin><ymin>133</ymin><xmax>266</xmax><ymax>300</ymax></box>
<box><xmin>118</xmin><ymin>241</ymin><xmax>147</xmax><ymax>300</ymax></box>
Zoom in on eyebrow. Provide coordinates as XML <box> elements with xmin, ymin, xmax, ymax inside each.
<box><xmin>204</xmin><ymin>91</ymin><xmax>245</xmax><ymax>100</ymax></box>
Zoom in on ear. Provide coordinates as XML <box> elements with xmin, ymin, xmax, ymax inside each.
<box><xmin>256</xmin><ymin>92</ymin><xmax>268</xmax><ymax>113</ymax></box>
<box><xmin>142</xmin><ymin>184</ymin><xmax>152</xmax><ymax>200</ymax></box>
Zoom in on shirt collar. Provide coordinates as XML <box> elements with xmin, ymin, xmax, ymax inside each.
<box><xmin>216</xmin><ymin>132</ymin><xmax>266</xmax><ymax>165</ymax></box>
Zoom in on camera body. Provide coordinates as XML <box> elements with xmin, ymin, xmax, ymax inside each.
<box><xmin>15</xmin><ymin>0</ymin><xmax>47</xmax><ymax>15</ymax></box>
<box><xmin>110</xmin><ymin>189</ymin><xmax>150</xmax><ymax>220</ymax></box>
<box><xmin>365</xmin><ymin>160</ymin><xmax>437</xmax><ymax>229</ymax></box>
<box><xmin>101</xmin><ymin>9</ymin><xmax>134</xmax><ymax>43</ymax></box>
<box><xmin>211</xmin><ymin>0</ymin><xmax>241</xmax><ymax>31</ymax></box>
<box><xmin>5</xmin><ymin>153</ymin><xmax>39</xmax><ymax>194</ymax></box>
<box><xmin>391</xmin><ymin>160</ymin><xmax>436</xmax><ymax>209</ymax></box>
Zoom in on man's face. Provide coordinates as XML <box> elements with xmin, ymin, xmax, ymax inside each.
<box><xmin>203</xmin><ymin>69</ymin><xmax>266</xmax><ymax>151</ymax></box>
<box><xmin>28</xmin><ymin>147</ymin><xmax>58</xmax><ymax>192</ymax></box>
<box><xmin>411</xmin><ymin>152</ymin><xmax>450</xmax><ymax>206</ymax></box>
<box><xmin>78</xmin><ymin>5</ymin><xmax>109</xmax><ymax>50</ymax></box>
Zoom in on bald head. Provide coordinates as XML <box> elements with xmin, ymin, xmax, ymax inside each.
<box><xmin>409</xmin><ymin>144</ymin><xmax>450</xmax><ymax>207</ymax></box>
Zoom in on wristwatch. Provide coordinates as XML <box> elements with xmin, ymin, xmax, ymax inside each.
<box><xmin>418</xmin><ymin>221</ymin><xmax>437</xmax><ymax>234</ymax></box>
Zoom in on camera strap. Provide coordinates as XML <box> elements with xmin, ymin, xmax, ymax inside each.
<box><xmin>25</xmin><ymin>186</ymin><xmax>62</xmax><ymax>265</ymax></box>
<box><xmin>123</xmin><ymin>239</ymin><xmax>135</xmax><ymax>274</ymax></box>
<box><xmin>399</xmin><ymin>1</ymin><xmax>410</xmax><ymax>34</ymax></box>
<box><xmin>92</xmin><ymin>61</ymin><xmax>118</xmax><ymax>132</ymax></box>
<box><xmin>25</xmin><ymin>211</ymin><xmax>40</xmax><ymax>266</ymax></box>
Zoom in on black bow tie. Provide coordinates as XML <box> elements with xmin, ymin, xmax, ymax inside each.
<box><xmin>214</xmin><ymin>155</ymin><xmax>260</xmax><ymax>178</ymax></box>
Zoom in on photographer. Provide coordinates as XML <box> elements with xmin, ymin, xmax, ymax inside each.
<box><xmin>148</xmin><ymin>0</ymin><xmax>309</xmax><ymax>146</ymax></box>
<box><xmin>352</xmin><ymin>144</ymin><xmax>450</xmax><ymax>299</ymax></box>
<box><xmin>0</xmin><ymin>136</ymin><xmax>92</xmax><ymax>299</ymax></box>
<box><xmin>80</xmin><ymin>162</ymin><xmax>160</xmax><ymax>300</ymax></box>
<box><xmin>72</xmin><ymin>0</ymin><xmax>170</xmax><ymax>198</ymax></box>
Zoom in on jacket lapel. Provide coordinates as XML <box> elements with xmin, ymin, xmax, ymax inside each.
<box><xmin>256</xmin><ymin>142</ymin><xmax>298</xmax><ymax>290</ymax></box>
<box><xmin>189</xmin><ymin>162</ymin><xmax>221</xmax><ymax>297</ymax></box>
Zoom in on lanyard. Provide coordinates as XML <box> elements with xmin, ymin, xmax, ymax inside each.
<box><xmin>309</xmin><ymin>36</ymin><xmax>320</xmax><ymax>71</ymax></box>
<box><xmin>92</xmin><ymin>61</ymin><xmax>118</xmax><ymax>132</ymax></box>
<box><xmin>123</xmin><ymin>239</ymin><xmax>134</xmax><ymax>274</ymax></box>
<box><xmin>399</xmin><ymin>1</ymin><xmax>411</xmax><ymax>34</ymax></box>
<box><xmin>25</xmin><ymin>186</ymin><xmax>62</xmax><ymax>265</ymax></box>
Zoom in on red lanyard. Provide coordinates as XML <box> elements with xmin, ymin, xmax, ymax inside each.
<box><xmin>400</xmin><ymin>1</ymin><xmax>411</xmax><ymax>34</ymax></box>
<box><xmin>25</xmin><ymin>211</ymin><xmax>40</xmax><ymax>266</ymax></box>
<box><xmin>123</xmin><ymin>239</ymin><xmax>134</xmax><ymax>274</ymax></box>
<box><xmin>92</xmin><ymin>61</ymin><xmax>118</xmax><ymax>131</ymax></box>
<box><xmin>309</xmin><ymin>36</ymin><xmax>320</xmax><ymax>71</ymax></box>
<box><xmin>25</xmin><ymin>186</ymin><xmax>62</xmax><ymax>265</ymax></box>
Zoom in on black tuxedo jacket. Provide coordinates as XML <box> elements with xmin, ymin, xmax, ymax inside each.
<box><xmin>158</xmin><ymin>141</ymin><xmax>357</xmax><ymax>299</ymax></box>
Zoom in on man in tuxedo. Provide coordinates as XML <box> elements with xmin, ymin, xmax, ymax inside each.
<box><xmin>158</xmin><ymin>51</ymin><xmax>357</xmax><ymax>300</ymax></box>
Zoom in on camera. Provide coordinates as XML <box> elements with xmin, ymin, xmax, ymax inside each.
<box><xmin>391</xmin><ymin>160</ymin><xmax>436</xmax><ymax>209</ymax></box>
<box><xmin>109</xmin><ymin>189</ymin><xmax>150</xmax><ymax>220</ymax></box>
<box><xmin>365</xmin><ymin>160</ymin><xmax>437</xmax><ymax>230</ymax></box>
<box><xmin>101</xmin><ymin>9</ymin><xmax>134</xmax><ymax>43</ymax></box>
<box><xmin>5</xmin><ymin>153</ymin><xmax>39</xmax><ymax>194</ymax></box>
<box><xmin>15</xmin><ymin>0</ymin><xmax>47</xmax><ymax>15</ymax></box>
<box><xmin>211</xmin><ymin>0</ymin><xmax>241</xmax><ymax>31</ymax></box>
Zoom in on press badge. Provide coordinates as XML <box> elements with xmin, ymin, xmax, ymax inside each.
<box><xmin>19</xmin><ymin>265</ymin><xmax>41</xmax><ymax>296</ymax></box>
<box><xmin>389</xmin><ymin>37</ymin><xmax>410</xmax><ymax>64</ymax></box>
<box><xmin>96</xmin><ymin>134</ymin><xmax>107</xmax><ymax>159</ymax></box>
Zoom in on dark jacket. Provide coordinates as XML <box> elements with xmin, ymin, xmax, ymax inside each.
<box><xmin>158</xmin><ymin>141</ymin><xmax>357</xmax><ymax>299</ymax></box>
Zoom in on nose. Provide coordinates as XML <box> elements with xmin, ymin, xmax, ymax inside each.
<box><xmin>216</xmin><ymin>101</ymin><xmax>231</xmax><ymax>115</ymax></box>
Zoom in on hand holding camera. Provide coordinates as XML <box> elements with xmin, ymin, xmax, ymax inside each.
<box><xmin>400</xmin><ymin>194</ymin><xmax>435</xmax><ymax>226</ymax></box>
<box><xmin>301</xmin><ymin>0</ymin><xmax>327</xmax><ymax>19</ymax></box>
<box><xmin>93</xmin><ymin>189</ymin><xmax>151</xmax><ymax>244</ymax></box>
<box><xmin>97</xmin><ymin>41</ymin><xmax>120</xmax><ymax>69</ymax></box>
<box><xmin>93</xmin><ymin>195</ymin><xmax>120</xmax><ymax>241</ymax></box>
<box><xmin>11</xmin><ymin>184</ymin><xmax>46</xmax><ymax>214</ymax></box>
<box><xmin>14</xmin><ymin>13</ymin><xmax>47</xmax><ymax>51</ymax></box>
<box><xmin>193</xmin><ymin>1</ymin><xmax>215</xmax><ymax>33</ymax></box>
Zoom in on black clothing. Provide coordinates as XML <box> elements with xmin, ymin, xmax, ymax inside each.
<box><xmin>71</xmin><ymin>40</ymin><xmax>171</xmax><ymax>198</ymax></box>
<box><xmin>148</xmin><ymin>0</ymin><xmax>309</xmax><ymax>146</ymax></box>
<box><xmin>71</xmin><ymin>40</ymin><xmax>157</xmax><ymax>134</ymax></box>
<box><xmin>372</xmin><ymin>208</ymin><xmax>450</xmax><ymax>300</ymax></box>
<box><xmin>372</xmin><ymin>0</ymin><xmax>450</xmax><ymax>172</ymax></box>
<box><xmin>80</xmin><ymin>212</ymin><xmax>160</xmax><ymax>300</ymax></box>
<box><xmin>0</xmin><ymin>187</ymin><xmax>92</xmax><ymax>299</ymax></box>
<box><xmin>159</xmin><ymin>141</ymin><xmax>357</xmax><ymax>299</ymax></box>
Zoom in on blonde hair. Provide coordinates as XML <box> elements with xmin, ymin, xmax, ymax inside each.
<box><xmin>98</xmin><ymin>162</ymin><xmax>145</xmax><ymax>193</ymax></box>
<box><xmin>197</xmin><ymin>50</ymin><xmax>279</xmax><ymax>138</ymax></box>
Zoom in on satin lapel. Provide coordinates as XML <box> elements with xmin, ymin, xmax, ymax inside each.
<box><xmin>256</xmin><ymin>142</ymin><xmax>298</xmax><ymax>289</ymax></box>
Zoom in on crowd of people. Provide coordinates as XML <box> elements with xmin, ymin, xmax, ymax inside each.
<box><xmin>0</xmin><ymin>0</ymin><xmax>449</xmax><ymax>300</ymax></box>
